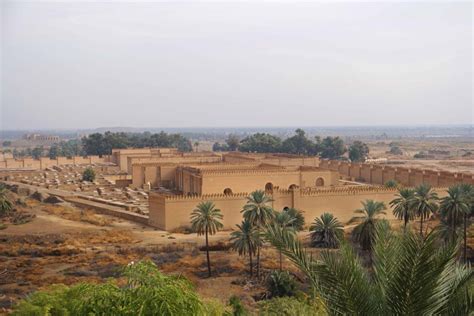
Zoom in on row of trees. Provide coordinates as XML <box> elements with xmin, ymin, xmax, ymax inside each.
<box><xmin>390</xmin><ymin>183</ymin><xmax>474</xmax><ymax>261</ymax></box>
<box><xmin>10</xmin><ymin>132</ymin><xmax>193</xmax><ymax>159</ymax></box>
<box><xmin>213</xmin><ymin>129</ymin><xmax>369</xmax><ymax>161</ymax></box>
<box><xmin>10</xmin><ymin>129</ymin><xmax>369</xmax><ymax>162</ymax></box>
<box><xmin>189</xmin><ymin>184</ymin><xmax>473</xmax><ymax>313</ymax></box>
<box><xmin>81</xmin><ymin>131</ymin><xmax>193</xmax><ymax>155</ymax></box>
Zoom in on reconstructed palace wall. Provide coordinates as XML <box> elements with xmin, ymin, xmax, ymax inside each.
<box><xmin>148</xmin><ymin>187</ymin><xmax>448</xmax><ymax>231</ymax></box>
<box><xmin>318</xmin><ymin>160</ymin><xmax>474</xmax><ymax>187</ymax></box>
<box><xmin>196</xmin><ymin>169</ymin><xmax>337</xmax><ymax>195</ymax></box>
<box><xmin>0</xmin><ymin>155</ymin><xmax>111</xmax><ymax>170</ymax></box>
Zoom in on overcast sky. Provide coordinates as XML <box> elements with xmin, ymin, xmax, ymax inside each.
<box><xmin>1</xmin><ymin>1</ymin><xmax>472</xmax><ymax>130</ymax></box>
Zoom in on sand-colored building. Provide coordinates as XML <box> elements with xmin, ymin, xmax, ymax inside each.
<box><xmin>141</xmin><ymin>150</ymin><xmax>473</xmax><ymax>231</ymax></box>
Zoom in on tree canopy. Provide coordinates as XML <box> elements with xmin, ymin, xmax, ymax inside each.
<box><xmin>82</xmin><ymin>131</ymin><xmax>192</xmax><ymax>156</ymax></box>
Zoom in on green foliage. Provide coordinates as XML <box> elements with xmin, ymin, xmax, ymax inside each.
<box><xmin>266</xmin><ymin>270</ymin><xmax>297</xmax><ymax>298</ymax></box>
<box><xmin>191</xmin><ymin>201</ymin><xmax>224</xmax><ymax>236</ymax></box>
<box><xmin>212</xmin><ymin>142</ymin><xmax>229</xmax><ymax>152</ymax></box>
<box><xmin>284</xmin><ymin>208</ymin><xmax>305</xmax><ymax>231</ymax></box>
<box><xmin>348</xmin><ymin>141</ymin><xmax>369</xmax><ymax>162</ymax></box>
<box><xmin>350</xmin><ymin>200</ymin><xmax>387</xmax><ymax>251</ymax></box>
<box><xmin>2</xmin><ymin>140</ymin><xmax>12</xmax><ymax>147</ymax></box>
<box><xmin>388</xmin><ymin>145</ymin><xmax>403</xmax><ymax>155</ymax></box>
<box><xmin>82</xmin><ymin>131</ymin><xmax>192</xmax><ymax>156</ymax></box>
<box><xmin>226</xmin><ymin>134</ymin><xmax>240</xmax><ymax>151</ymax></box>
<box><xmin>49</xmin><ymin>140</ymin><xmax>84</xmax><ymax>159</ymax></box>
<box><xmin>384</xmin><ymin>179</ymin><xmax>398</xmax><ymax>188</ymax></box>
<box><xmin>230</xmin><ymin>219</ymin><xmax>259</xmax><ymax>256</ymax></box>
<box><xmin>412</xmin><ymin>184</ymin><xmax>438</xmax><ymax>235</ymax></box>
<box><xmin>190</xmin><ymin>201</ymin><xmax>224</xmax><ymax>277</ymax></box>
<box><xmin>258</xmin><ymin>296</ymin><xmax>327</xmax><ymax>316</ymax></box>
<box><xmin>242</xmin><ymin>191</ymin><xmax>275</xmax><ymax>227</ymax></box>
<box><xmin>309</xmin><ymin>213</ymin><xmax>343</xmax><ymax>248</ymax></box>
<box><xmin>266</xmin><ymin>222</ymin><xmax>474</xmax><ymax>315</ymax></box>
<box><xmin>82</xmin><ymin>167</ymin><xmax>96</xmax><ymax>182</ymax></box>
<box><xmin>440</xmin><ymin>185</ymin><xmax>469</xmax><ymax>241</ymax></box>
<box><xmin>281</xmin><ymin>129</ymin><xmax>318</xmax><ymax>155</ymax></box>
<box><xmin>239</xmin><ymin>133</ymin><xmax>282</xmax><ymax>153</ymax></box>
<box><xmin>13</xmin><ymin>261</ymin><xmax>212</xmax><ymax>316</ymax></box>
<box><xmin>319</xmin><ymin>136</ymin><xmax>346</xmax><ymax>159</ymax></box>
<box><xmin>0</xmin><ymin>184</ymin><xmax>13</xmax><ymax>217</ymax></box>
<box><xmin>242</xmin><ymin>190</ymin><xmax>275</xmax><ymax>278</ymax></box>
<box><xmin>390</xmin><ymin>188</ymin><xmax>415</xmax><ymax>227</ymax></box>
<box><xmin>228</xmin><ymin>295</ymin><xmax>248</xmax><ymax>316</ymax></box>
<box><xmin>230</xmin><ymin>219</ymin><xmax>260</xmax><ymax>276</ymax></box>
<box><xmin>31</xmin><ymin>146</ymin><xmax>44</xmax><ymax>159</ymax></box>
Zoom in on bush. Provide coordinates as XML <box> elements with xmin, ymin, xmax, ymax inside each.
<box><xmin>258</xmin><ymin>296</ymin><xmax>326</xmax><ymax>316</ymax></box>
<box><xmin>229</xmin><ymin>295</ymin><xmax>248</xmax><ymax>316</ymax></box>
<box><xmin>384</xmin><ymin>179</ymin><xmax>398</xmax><ymax>188</ymax></box>
<box><xmin>266</xmin><ymin>270</ymin><xmax>297</xmax><ymax>298</ymax></box>
<box><xmin>12</xmin><ymin>260</ymin><xmax>219</xmax><ymax>316</ymax></box>
<box><xmin>82</xmin><ymin>167</ymin><xmax>96</xmax><ymax>182</ymax></box>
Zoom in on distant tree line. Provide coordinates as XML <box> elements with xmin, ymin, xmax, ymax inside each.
<box><xmin>81</xmin><ymin>131</ymin><xmax>193</xmax><ymax>156</ymax></box>
<box><xmin>213</xmin><ymin>129</ymin><xmax>369</xmax><ymax>161</ymax></box>
<box><xmin>9</xmin><ymin>129</ymin><xmax>370</xmax><ymax>161</ymax></box>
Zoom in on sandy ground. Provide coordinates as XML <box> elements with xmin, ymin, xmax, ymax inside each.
<box><xmin>0</xmin><ymin>197</ymin><xmax>275</xmax><ymax>313</ymax></box>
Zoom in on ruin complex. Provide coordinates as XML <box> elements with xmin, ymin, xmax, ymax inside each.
<box><xmin>1</xmin><ymin>148</ymin><xmax>473</xmax><ymax>231</ymax></box>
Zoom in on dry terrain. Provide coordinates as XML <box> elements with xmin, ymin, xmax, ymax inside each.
<box><xmin>366</xmin><ymin>138</ymin><xmax>474</xmax><ymax>174</ymax></box>
<box><xmin>0</xmin><ymin>193</ymin><xmax>290</xmax><ymax>313</ymax></box>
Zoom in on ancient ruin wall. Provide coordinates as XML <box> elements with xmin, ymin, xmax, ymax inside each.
<box><xmin>148</xmin><ymin>186</ymin><xmax>448</xmax><ymax>231</ymax></box>
<box><xmin>318</xmin><ymin>160</ymin><xmax>474</xmax><ymax>187</ymax></box>
<box><xmin>0</xmin><ymin>156</ymin><xmax>111</xmax><ymax>170</ymax></box>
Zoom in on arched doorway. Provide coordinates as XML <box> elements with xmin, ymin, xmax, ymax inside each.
<box><xmin>289</xmin><ymin>184</ymin><xmax>298</xmax><ymax>190</ymax></box>
<box><xmin>315</xmin><ymin>177</ymin><xmax>324</xmax><ymax>187</ymax></box>
<box><xmin>283</xmin><ymin>206</ymin><xmax>290</xmax><ymax>212</ymax></box>
<box><xmin>223</xmin><ymin>188</ymin><xmax>233</xmax><ymax>195</ymax></box>
<box><xmin>265</xmin><ymin>182</ymin><xmax>274</xmax><ymax>193</ymax></box>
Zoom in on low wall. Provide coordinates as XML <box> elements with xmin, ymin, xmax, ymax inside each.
<box><xmin>0</xmin><ymin>155</ymin><xmax>112</xmax><ymax>170</ymax></box>
<box><xmin>1</xmin><ymin>181</ymin><xmax>148</xmax><ymax>226</ymax></box>
<box><xmin>148</xmin><ymin>186</ymin><xmax>448</xmax><ymax>231</ymax></box>
<box><xmin>67</xmin><ymin>198</ymin><xmax>148</xmax><ymax>225</ymax></box>
<box><xmin>318</xmin><ymin>160</ymin><xmax>474</xmax><ymax>187</ymax></box>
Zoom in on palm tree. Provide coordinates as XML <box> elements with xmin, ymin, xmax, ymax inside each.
<box><xmin>350</xmin><ymin>200</ymin><xmax>386</xmax><ymax>264</ymax></box>
<box><xmin>309</xmin><ymin>212</ymin><xmax>344</xmax><ymax>248</ymax></box>
<box><xmin>230</xmin><ymin>219</ymin><xmax>260</xmax><ymax>277</ymax></box>
<box><xmin>390</xmin><ymin>188</ymin><xmax>415</xmax><ymax>228</ymax></box>
<box><xmin>190</xmin><ymin>201</ymin><xmax>223</xmax><ymax>277</ymax></box>
<box><xmin>266</xmin><ymin>222</ymin><xmax>474</xmax><ymax>315</ymax></box>
<box><xmin>272</xmin><ymin>211</ymin><xmax>296</xmax><ymax>270</ymax></box>
<box><xmin>412</xmin><ymin>184</ymin><xmax>438</xmax><ymax>236</ymax></box>
<box><xmin>440</xmin><ymin>185</ymin><xmax>469</xmax><ymax>245</ymax></box>
<box><xmin>194</xmin><ymin>141</ymin><xmax>200</xmax><ymax>152</ymax></box>
<box><xmin>241</xmin><ymin>190</ymin><xmax>274</xmax><ymax>279</ymax></box>
<box><xmin>284</xmin><ymin>207</ymin><xmax>305</xmax><ymax>231</ymax></box>
<box><xmin>0</xmin><ymin>185</ymin><xmax>13</xmax><ymax>217</ymax></box>
<box><xmin>460</xmin><ymin>184</ymin><xmax>474</xmax><ymax>262</ymax></box>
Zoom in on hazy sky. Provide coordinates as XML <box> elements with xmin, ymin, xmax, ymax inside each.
<box><xmin>1</xmin><ymin>1</ymin><xmax>472</xmax><ymax>130</ymax></box>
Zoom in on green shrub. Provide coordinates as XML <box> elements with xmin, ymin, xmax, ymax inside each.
<box><xmin>258</xmin><ymin>296</ymin><xmax>327</xmax><ymax>316</ymax></box>
<box><xmin>384</xmin><ymin>179</ymin><xmax>398</xmax><ymax>188</ymax></box>
<box><xmin>266</xmin><ymin>270</ymin><xmax>297</xmax><ymax>298</ymax></box>
<box><xmin>82</xmin><ymin>167</ymin><xmax>96</xmax><ymax>182</ymax></box>
<box><xmin>13</xmin><ymin>261</ymin><xmax>216</xmax><ymax>316</ymax></box>
<box><xmin>228</xmin><ymin>295</ymin><xmax>247</xmax><ymax>316</ymax></box>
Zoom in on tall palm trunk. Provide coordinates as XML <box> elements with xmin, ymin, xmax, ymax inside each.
<box><xmin>419</xmin><ymin>216</ymin><xmax>423</xmax><ymax>237</ymax></box>
<box><xmin>205</xmin><ymin>227</ymin><xmax>211</xmax><ymax>277</ymax></box>
<box><xmin>404</xmin><ymin>212</ymin><xmax>409</xmax><ymax>229</ymax></box>
<box><xmin>452</xmin><ymin>214</ymin><xmax>457</xmax><ymax>243</ymax></box>
<box><xmin>464</xmin><ymin>213</ymin><xmax>467</xmax><ymax>263</ymax></box>
<box><xmin>256</xmin><ymin>226</ymin><xmax>261</xmax><ymax>279</ymax></box>
<box><xmin>279</xmin><ymin>250</ymin><xmax>283</xmax><ymax>271</ymax></box>
<box><xmin>248</xmin><ymin>240</ymin><xmax>253</xmax><ymax>277</ymax></box>
<box><xmin>256</xmin><ymin>243</ymin><xmax>260</xmax><ymax>279</ymax></box>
